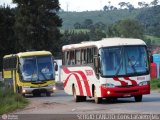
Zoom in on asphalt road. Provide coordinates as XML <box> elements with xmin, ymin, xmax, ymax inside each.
<box><xmin>12</xmin><ymin>90</ymin><xmax>160</xmax><ymax>114</ymax></box>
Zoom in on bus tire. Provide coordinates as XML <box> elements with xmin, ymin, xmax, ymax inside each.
<box><xmin>73</xmin><ymin>86</ymin><xmax>81</xmax><ymax>102</ymax></box>
<box><xmin>81</xmin><ymin>96</ymin><xmax>86</xmax><ymax>101</ymax></box>
<box><xmin>94</xmin><ymin>88</ymin><xmax>102</xmax><ymax>104</ymax></box>
<box><xmin>33</xmin><ymin>93</ymin><xmax>41</xmax><ymax>97</ymax></box>
<box><xmin>46</xmin><ymin>92</ymin><xmax>51</xmax><ymax>97</ymax></box>
<box><xmin>134</xmin><ymin>95</ymin><xmax>142</xmax><ymax>102</ymax></box>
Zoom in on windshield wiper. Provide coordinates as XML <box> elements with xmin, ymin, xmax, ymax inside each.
<box><xmin>39</xmin><ymin>70</ymin><xmax>48</xmax><ymax>80</ymax></box>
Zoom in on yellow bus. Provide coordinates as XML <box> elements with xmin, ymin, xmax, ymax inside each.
<box><xmin>2</xmin><ymin>51</ymin><xmax>57</xmax><ymax>96</ymax></box>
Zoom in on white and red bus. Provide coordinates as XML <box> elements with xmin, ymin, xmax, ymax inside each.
<box><xmin>62</xmin><ymin>38</ymin><xmax>150</xmax><ymax>104</ymax></box>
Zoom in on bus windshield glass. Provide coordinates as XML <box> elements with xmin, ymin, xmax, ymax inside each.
<box><xmin>100</xmin><ymin>46</ymin><xmax>149</xmax><ymax>77</ymax></box>
<box><xmin>20</xmin><ymin>56</ymin><xmax>54</xmax><ymax>81</ymax></box>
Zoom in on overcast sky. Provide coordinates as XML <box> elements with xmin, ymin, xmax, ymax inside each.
<box><xmin>0</xmin><ymin>0</ymin><xmax>156</xmax><ymax>11</ymax></box>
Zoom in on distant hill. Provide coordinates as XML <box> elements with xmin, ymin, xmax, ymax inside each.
<box><xmin>59</xmin><ymin>6</ymin><xmax>160</xmax><ymax>36</ymax></box>
<box><xmin>137</xmin><ymin>5</ymin><xmax>160</xmax><ymax>37</ymax></box>
<box><xmin>58</xmin><ymin>9</ymin><xmax>142</xmax><ymax>29</ymax></box>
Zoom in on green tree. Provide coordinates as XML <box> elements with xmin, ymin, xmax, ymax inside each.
<box><xmin>94</xmin><ymin>22</ymin><xmax>106</xmax><ymax>30</ymax></box>
<box><xmin>107</xmin><ymin>19</ymin><xmax>144</xmax><ymax>39</ymax></box>
<box><xmin>150</xmin><ymin>0</ymin><xmax>159</xmax><ymax>6</ymax></box>
<box><xmin>83</xmin><ymin>19</ymin><xmax>93</xmax><ymax>29</ymax></box>
<box><xmin>126</xmin><ymin>3</ymin><xmax>135</xmax><ymax>12</ymax></box>
<box><xmin>118</xmin><ymin>2</ymin><xmax>126</xmax><ymax>9</ymax></box>
<box><xmin>138</xmin><ymin>2</ymin><xmax>149</xmax><ymax>8</ymax></box>
<box><xmin>137</xmin><ymin>6</ymin><xmax>160</xmax><ymax>37</ymax></box>
<box><xmin>103</xmin><ymin>5</ymin><xmax>109</xmax><ymax>11</ymax></box>
<box><xmin>13</xmin><ymin>0</ymin><xmax>62</xmax><ymax>56</ymax></box>
<box><xmin>89</xmin><ymin>27</ymin><xmax>106</xmax><ymax>41</ymax></box>
<box><xmin>61</xmin><ymin>30</ymin><xmax>89</xmax><ymax>45</ymax></box>
<box><xmin>0</xmin><ymin>6</ymin><xmax>16</xmax><ymax>69</ymax></box>
<box><xmin>74</xmin><ymin>22</ymin><xmax>81</xmax><ymax>29</ymax></box>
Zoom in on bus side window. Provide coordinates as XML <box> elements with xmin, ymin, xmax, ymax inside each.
<box><xmin>3</xmin><ymin>57</ymin><xmax>17</xmax><ymax>70</ymax></box>
<box><xmin>93</xmin><ymin>47</ymin><xmax>98</xmax><ymax>55</ymax></box>
<box><xmin>81</xmin><ymin>49</ymin><xmax>86</xmax><ymax>64</ymax></box>
<box><xmin>84</xmin><ymin>49</ymin><xmax>87</xmax><ymax>64</ymax></box>
<box><xmin>11</xmin><ymin>57</ymin><xmax>17</xmax><ymax>69</ymax></box>
<box><xmin>63</xmin><ymin>52</ymin><xmax>67</xmax><ymax>65</ymax></box>
<box><xmin>66</xmin><ymin>51</ymin><xmax>70</xmax><ymax>65</ymax></box>
<box><xmin>75</xmin><ymin>50</ymin><xmax>80</xmax><ymax>65</ymax></box>
<box><xmin>87</xmin><ymin>48</ymin><xmax>94</xmax><ymax>64</ymax></box>
<box><xmin>63</xmin><ymin>51</ymin><xmax>70</xmax><ymax>65</ymax></box>
<box><xmin>70</xmin><ymin>51</ymin><xmax>75</xmax><ymax>65</ymax></box>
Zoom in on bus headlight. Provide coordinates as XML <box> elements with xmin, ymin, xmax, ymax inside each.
<box><xmin>48</xmin><ymin>84</ymin><xmax>56</xmax><ymax>91</ymax></box>
<box><xmin>139</xmin><ymin>81</ymin><xmax>150</xmax><ymax>86</ymax></box>
<box><xmin>102</xmin><ymin>83</ymin><xmax>115</xmax><ymax>88</ymax></box>
<box><xmin>22</xmin><ymin>89</ymin><xmax>26</xmax><ymax>93</ymax></box>
<box><xmin>53</xmin><ymin>86</ymin><xmax>56</xmax><ymax>91</ymax></box>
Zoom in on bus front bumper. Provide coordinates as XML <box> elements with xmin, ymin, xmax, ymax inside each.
<box><xmin>21</xmin><ymin>85</ymin><xmax>56</xmax><ymax>94</ymax></box>
<box><xmin>101</xmin><ymin>85</ymin><xmax>150</xmax><ymax>98</ymax></box>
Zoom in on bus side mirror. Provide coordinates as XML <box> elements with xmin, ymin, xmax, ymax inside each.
<box><xmin>54</xmin><ymin>61</ymin><xmax>58</xmax><ymax>71</ymax></box>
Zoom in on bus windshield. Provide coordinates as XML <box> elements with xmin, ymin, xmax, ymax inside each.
<box><xmin>20</xmin><ymin>56</ymin><xmax>54</xmax><ymax>81</ymax></box>
<box><xmin>100</xmin><ymin>46</ymin><xmax>149</xmax><ymax>77</ymax></box>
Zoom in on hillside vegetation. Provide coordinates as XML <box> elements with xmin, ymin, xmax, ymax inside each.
<box><xmin>59</xmin><ymin>9</ymin><xmax>141</xmax><ymax>29</ymax></box>
<box><xmin>59</xmin><ymin>6</ymin><xmax>160</xmax><ymax>35</ymax></box>
<box><xmin>59</xmin><ymin>6</ymin><xmax>160</xmax><ymax>45</ymax></box>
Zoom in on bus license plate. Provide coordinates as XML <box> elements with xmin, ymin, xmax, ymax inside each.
<box><xmin>124</xmin><ymin>94</ymin><xmax>131</xmax><ymax>97</ymax></box>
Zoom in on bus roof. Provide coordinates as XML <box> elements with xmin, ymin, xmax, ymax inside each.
<box><xmin>62</xmin><ymin>38</ymin><xmax>146</xmax><ymax>51</ymax></box>
<box><xmin>3</xmin><ymin>51</ymin><xmax>52</xmax><ymax>58</ymax></box>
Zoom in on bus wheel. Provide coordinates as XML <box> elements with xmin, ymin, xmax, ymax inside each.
<box><xmin>46</xmin><ymin>92</ymin><xmax>51</xmax><ymax>97</ymax></box>
<box><xmin>94</xmin><ymin>89</ymin><xmax>102</xmax><ymax>104</ymax></box>
<box><xmin>73</xmin><ymin>87</ymin><xmax>81</xmax><ymax>102</ymax></box>
<box><xmin>81</xmin><ymin>96</ymin><xmax>86</xmax><ymax>101</ymax></box>
<box><xmin>33</xmin><ymin>93</ymin><xmax>41</xmax><ymax>97</ymax></box>
<box><xmin>134</xmin><ymin>95</ymin><xmax>142</xmax><ymax>102</ymax></box>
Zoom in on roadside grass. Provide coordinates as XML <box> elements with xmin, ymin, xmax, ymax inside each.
<box><xmin>150</xmin><ymin>79</ymin><xmax>160</xmax><ymax>90</ymax></box>
<box><xmin>0</xmin><ymin>81</ymin><xmax>29</xmax><ymax>114</ymax></box>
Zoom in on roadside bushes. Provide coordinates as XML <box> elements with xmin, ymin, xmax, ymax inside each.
<box><xmin>150</xmin><ymin>79</ymin><xmax>160</xmax><ymax>90</ymax></box>
<box><xmin>0</xmin><ymin>81</ymin><xmax>29</xmax><ymax>114</ymax></box>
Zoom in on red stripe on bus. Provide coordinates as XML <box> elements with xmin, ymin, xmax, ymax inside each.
<box><xmin>72</xmin><ymin>73</ymin><xmax>84</xmax><ymax>96</ymax></box>
<box><xmin>63</xmin><ymin>66</ymin><xmax>91</xmax><ymax>96</ymax></box>
<box><xmin>63</xmin><ymin>66</ymin><xmax>71</xmax><ymax>74</ymax></box>
<box><xmin>124</xmin><ymin>77</ymin><xmax>137</xmax><ymax>86</ymax></box>
<box><xmin>63</xmin><ymin>74</ymin><xmax>72</xmax><ymax>87</ymax></box>
<box><xmin>74</xmin><ymin>71</ymin><xmax>91</xmax><ymax>97</ymax></box>
<box><xmin>113</xmin><ymin>77</ymin><xmax>127</xmax><ymax>86</ymax></box>
<box><xmin>63</xmin><ymin>67</ymin><xmax>84</xmax><ymax>96</ymax></box>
